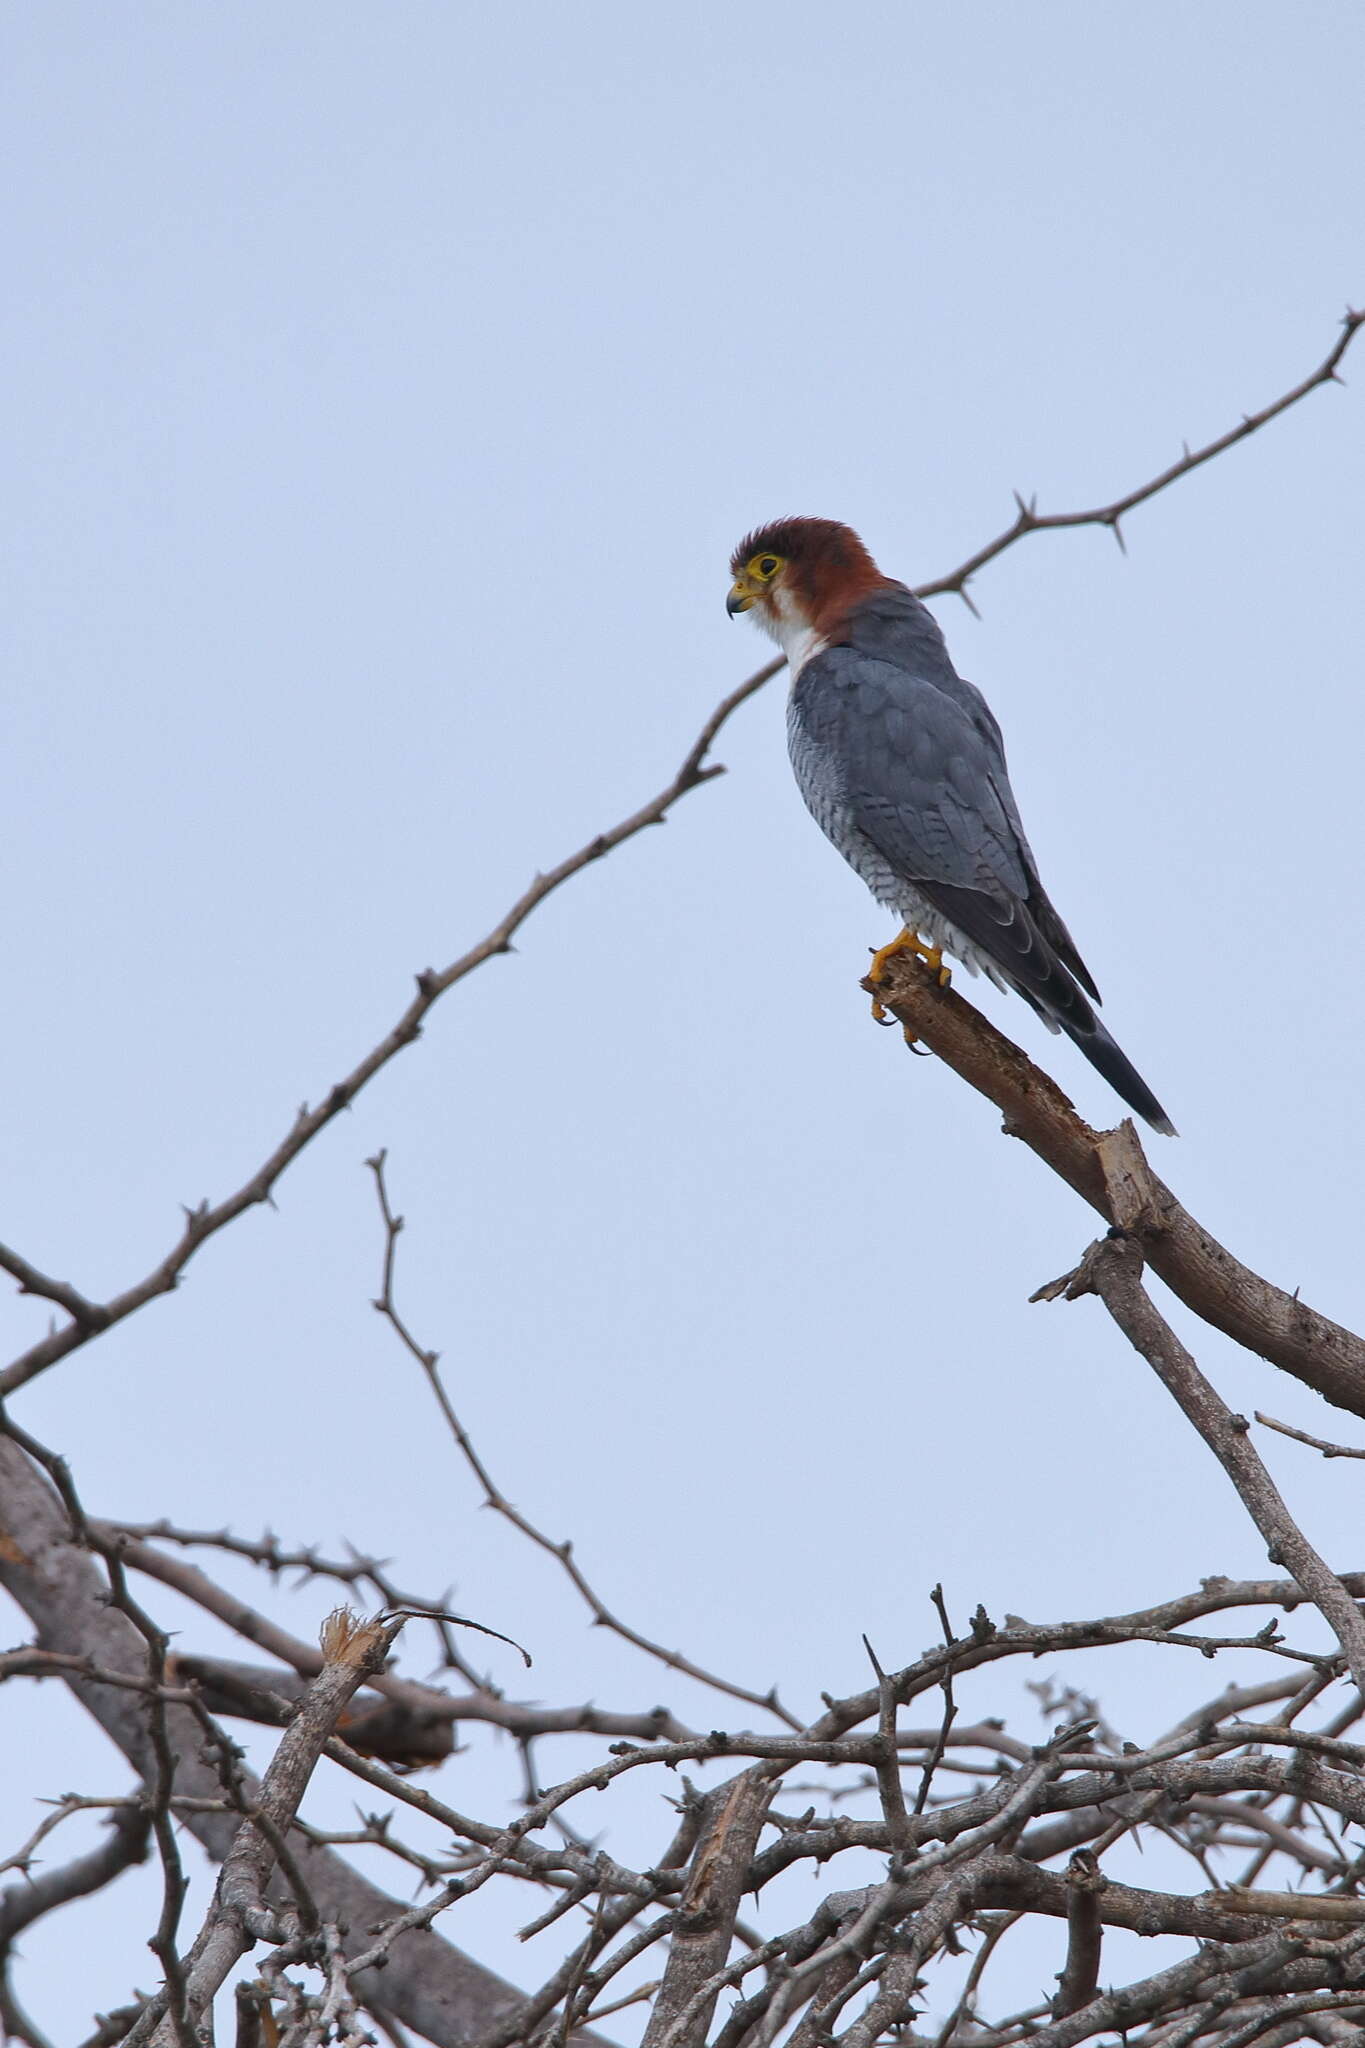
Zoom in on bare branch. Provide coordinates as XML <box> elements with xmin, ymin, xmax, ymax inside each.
<box><xmin>367</xmin><ymin>1150</ymin><xmax>798</xmax><ymax>1727</ymax></box>
<box><xmin>0</xmin><ymin>1806</ymin><xmax>150</xmax><ymax>1949</ymax></box>
<box><xmin>913</xmin><ymin>1585</ymin><xmax>960</xmax><ymax>1816</ymax></box>
<box><xmin>1257</xmin><ymin>1412</ymin><xmax>1365</xmax><ymax>1461</ymax></box>
<box><xmin>914</xmin><ymin>307</ymin><xmax>1364</xmax><ymax>602</ymax></box>
<box><xmin>0</xmin><ymin>1433</ymin><xmax>614</xmax><ymax>2048</ymax></box>
<box><xmin>641</xmin><ymin>1770</ymin><xmax>778</xmax><ymax>2048</ymax></box>
<box><xmin>135</xmin><ymin>1611</ymin><xmax>404</xmax><ymax>2045</ymax></box>
<box><xmin>1051</xmin><ymin>1851</ymin><xmax>1103</xmax><ymax>2018</ymax></box>
<box><xmin>1043</xmin><ymin>1232</ymin><xmax>1365</xmax><ymax>1696</ymax></box>
<box><xmin>862</xmin><ymin>1635</ymin><xmax>913</xmax><ymax>1857</ymax></box>
<box><xmin>868</xmin><ymin>949</ymin><xmax>1365</xmax><ymax>1420</ymax></box>
<box><xmin>0</xmin><ymin>662</ymin><xmax>779</xmax><ymax>1402</ymax></box>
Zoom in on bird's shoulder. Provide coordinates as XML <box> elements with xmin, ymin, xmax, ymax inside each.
<box><xmin>795</xmin><ymin>584</ymin><xmax>1000</xmax><ymax>741</ymax></box>
<box><xmin>792</xmin><ymin>645</ymin><xmax>993</xmax><ymax>769</ymax></box>
<box><xmin>789</xmin><ymin>595</ymin><xmax>1039</xmax><ymax>897</ymax></box>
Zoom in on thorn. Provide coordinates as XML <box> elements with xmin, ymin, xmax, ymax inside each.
<box><xmin>1182</xmin><ymin>440</ymin><xmax>1191</xmax><ymax>461</ymax></box>
<box><xmin>1110</xmin><ymin>516</ymin><xmax>1127</xmax><ymax>556</ymax></box>
<box><xmin>957</xmin><ymin>585</ymin><xmax>982</xmax><ymax>620</ymax></box>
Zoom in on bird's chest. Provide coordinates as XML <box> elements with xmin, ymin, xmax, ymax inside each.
<box><xmin>786</xmin><ymin>695</ymin><xmax>869</xmax><ymax>860</ymax></box>
<box><xmin>785</xmin><ymin>692</ymin><xmax>842</xmax><ymax>825</ymax></box>
<box><xmin>786</xmin><ymin>688</ymin><xmax>920</xmax><ymax>912</ymax></box>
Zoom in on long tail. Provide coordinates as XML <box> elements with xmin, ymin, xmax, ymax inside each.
<box><xmin>915</xmin><ymin>879</ymin><xmax>1177</xmax><ymax>1135</ymax></box>
<box><xmin>1056</xmin><ymin>1009</ymin><xmax>1176</xmax><ymax>1137</ymax></box>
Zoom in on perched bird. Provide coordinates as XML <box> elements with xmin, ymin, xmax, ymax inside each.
<box><xmin>726</xmin><ymin>517</ymin><xmax>1175</xmax><ymax>1135</ymax></box>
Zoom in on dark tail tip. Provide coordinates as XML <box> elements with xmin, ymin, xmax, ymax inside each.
<box><xmin>1066</xmin><ymin>1016</ymin><xmax>1177</xmax><ymax>1137</ymax></box>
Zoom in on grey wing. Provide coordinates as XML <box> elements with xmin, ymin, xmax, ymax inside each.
<box><xmin>949</xmin><ymin>676</ymin><xmax>1101</xmax><ymax>1002</ymax></box>
<box><xmin>791</xmin><ymin>648</ymin><xmax>1099</xmax><ymax>1031</ymax></box>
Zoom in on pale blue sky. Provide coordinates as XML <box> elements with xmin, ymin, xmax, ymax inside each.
<box><xmin>2</xmin><ymin>3</ymin><xmax>1364</xmax><ymax>2034</ymax></box>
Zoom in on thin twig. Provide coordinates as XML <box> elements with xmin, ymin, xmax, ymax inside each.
<box><xmin>0</xmin><ymin>661</ymin><xmax>777</xmax><ymax>1400</ymax></box>
<box><xmin>366</xmin><ymin>1150</ymin><xmax>799</xmax><ymax>1728</ymax></box>
<box><xmin>915</xmin><ymin>307</ymin><xmax>1364</xmax><ymax>603</ymax></box>
<box><xmin>1256</xmin><ymin>1412</ymin><xmax>1365</xmax><ymax>1461</ymax></box>
<box><xmin>862</xmin><ymin>1635</ymin><xmax>913</xmax><ymax>1856</ymax></box>
<box><xmin>915</xmin><ymin>1585</ymin><xmax>961</xmax><ymax>1816</ymax></box>
<box><xmin>1043</xmin><ymin>1235</ymin><xmax>1365</xmax><ymax>1698</ymax></box>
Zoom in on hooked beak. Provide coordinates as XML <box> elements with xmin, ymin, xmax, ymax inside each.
<box><xmin>726</xmin><ymin>577</ymin><xmax>756</xmax><ymax>617</ymax></box>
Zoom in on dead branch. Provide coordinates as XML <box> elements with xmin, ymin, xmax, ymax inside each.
<box><xmin>134</xmin><ymin>1611</ymin><xmax>404</xmax><ymax>2045</ymax></box>
<box><xmin>915</xmin><ymin>307</ymin><xmax>1363</xmax><ymax>603</ymax></box>
<box><xmin>1041</xmin><ymin>1232</ymin><xmax>1365</xmax><ymax>1696</ymax></box>
<box><xmin>0</xmin><ymin>1806</ymin><xmax>150</xmax><ymax>1950</ymax></box>
<box><xmin>367</xmin><ymin>1149</ymin><xmax>798</xmax><ymax>1728</ymax></box>
<box><xmin>0</xmin><ymin>1433</ymin><xmax>612</xmax><ymax>2048</ymax></box>
<box><xmin>1050</xmin><ymin>1851</ymin><xmax>1102</xmax><ymax>2017</ymax></box>
<box><xmin>869</xmin><ymin>948</ymin><xmax>1365</xmax><ymax>1419</ymax></box>
<box><xmin>1257</xmin><ymin>1413</ymin><xmax>1365</xmax><ymax>1460</ymax></box>
<box><xmin>0</xmin><ymin>665</ymin><xmax>774</xmax><ymax>1402</ymax></box>
<box><xmin>641</xmin><ymin>1769</ymin><xmax>780</xmax><ymax>2048</ymax></box>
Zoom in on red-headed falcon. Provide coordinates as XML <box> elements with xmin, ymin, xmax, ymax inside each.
<box><xmin>727</xmin><ymin>517</ymin><xmax>1174</xmax><ymax>1135</ymax></box>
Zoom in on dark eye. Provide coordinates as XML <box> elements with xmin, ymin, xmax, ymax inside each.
<box><xmin>758</xmin><ymin>556</ymin><xmax>778</xmax><ymax>576</ymax></box>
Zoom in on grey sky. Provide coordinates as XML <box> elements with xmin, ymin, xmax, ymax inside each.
<box><xmin>3</xmin><ymin>3</ymin><xmax>1364</xmax><ymax>2033</ymax></box>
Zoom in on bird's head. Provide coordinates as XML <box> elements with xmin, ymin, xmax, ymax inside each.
<box><xmin>726</xmin><ymin>518</ymin><xmax>889</xmax><ymax>651</ymax></box>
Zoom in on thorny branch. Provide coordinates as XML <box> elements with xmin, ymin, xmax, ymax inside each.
<box><xmin>366</xmin><ymin>1148</ymin><xmax>799</xmax><ymax>1728</ymax></box>
<box><xmin>1037</xmin><ymin>1232</ymin><xmax>1365</xmax><ymax>1697</ymax></box>
<box><xmin>913</xmin><ymin>306</ymin><xmax>1364</xmax><ymax>605</ymax></box>
<box><xmin>134</xmin><ymin>1610</ymin><xmax>405</xmax><ymax>2047</ymax></box>
<box><xmin>874</xmin><ymin>954</ymin><xmax>1365</xmax><ymax>1419</ymax></box>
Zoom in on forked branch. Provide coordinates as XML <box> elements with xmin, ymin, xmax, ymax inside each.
<box><xmin>871</xmin><ymin>950</ymin><xmax>1365</xmax><ymax>1420</ymax></box>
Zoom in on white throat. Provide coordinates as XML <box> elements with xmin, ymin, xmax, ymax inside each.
<box><xmin>758</xmin><ymin>584</ymin><xmax>826</xmax><ymax>681</ymax></box>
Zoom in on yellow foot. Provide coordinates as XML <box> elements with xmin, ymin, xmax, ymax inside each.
<box><xmin>867</xmin><ymin>928</ymin><xmax>952</xmax><ymax>1023</ymax></box>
